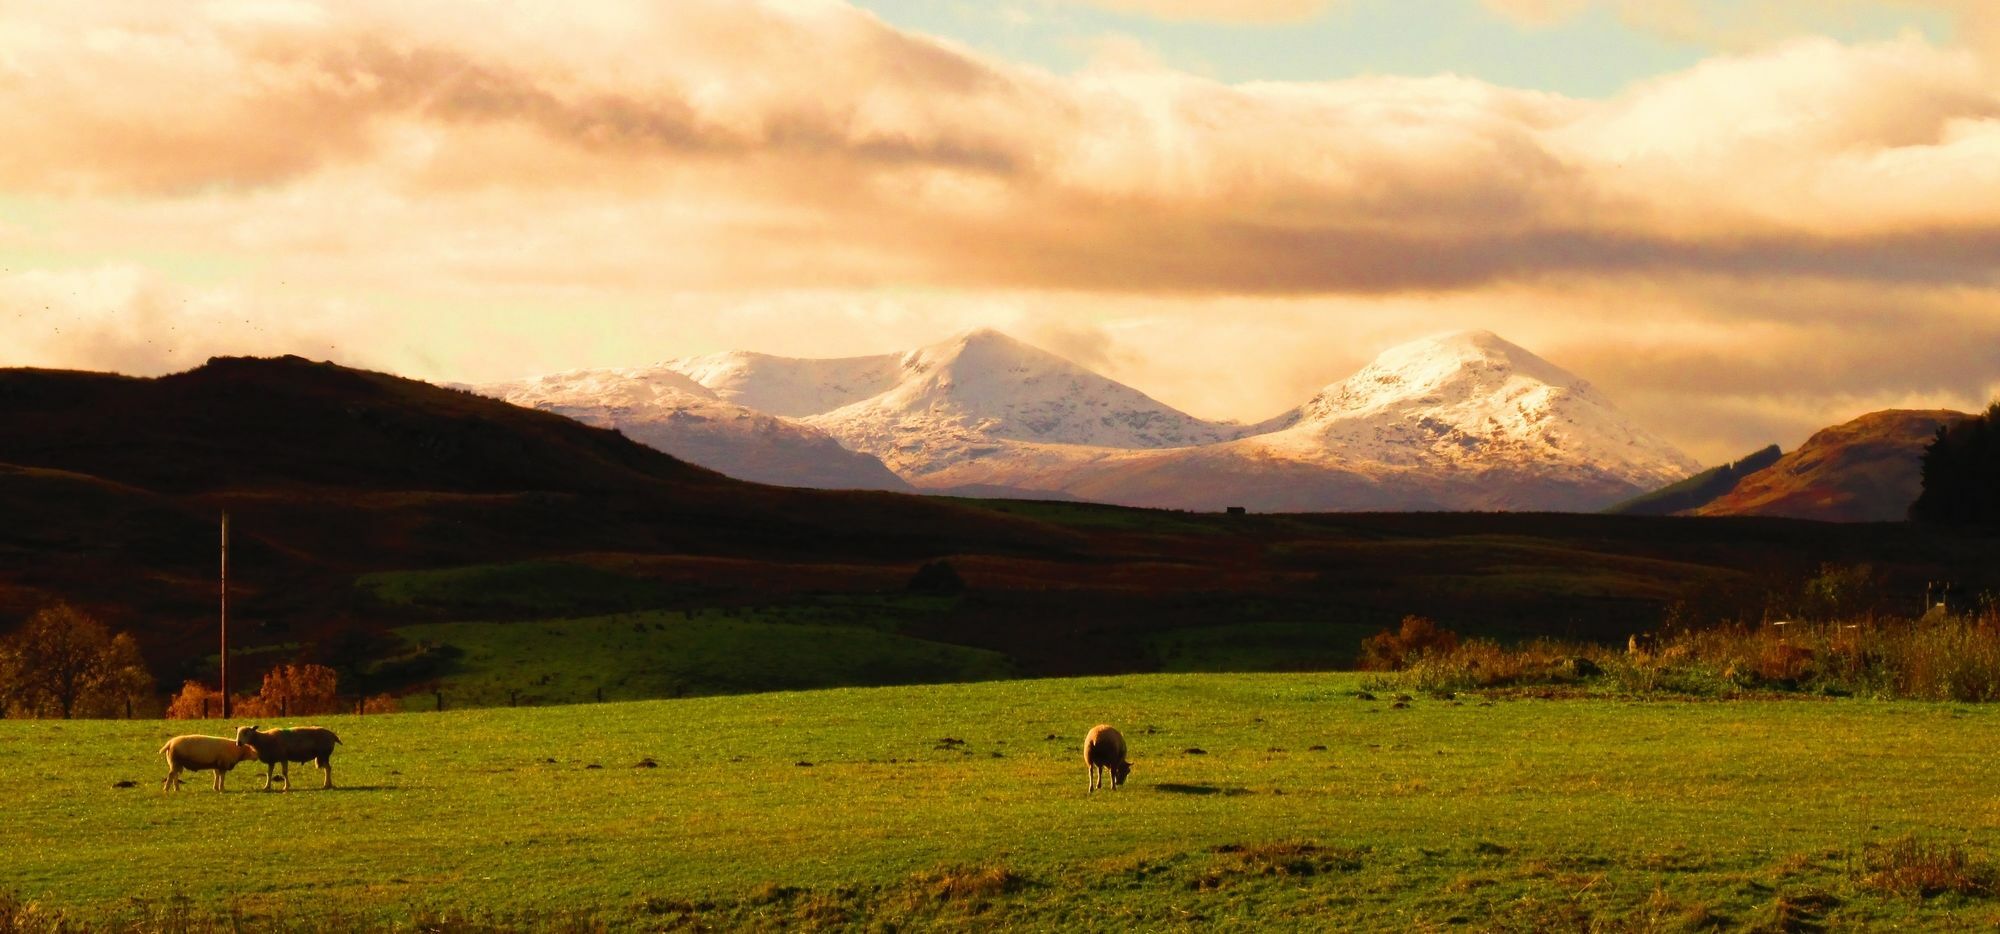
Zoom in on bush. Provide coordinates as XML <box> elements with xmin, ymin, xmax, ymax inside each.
<box><xmin>1364</xmin><ymin>609</ymin><xmax>2000</xmax><ymax>702</ymax></box>
<box><xmin>165</xmin><ymin>681</ymin><xmax>228</xmax><ymax>720</ymax></box>
<box><xmin>1359</xmin><ymin>616</ymin><xmax>1460</xmax><ymax>672</ymax></box>
<box><xmin>907</xmin><ymin>561</ymin><xmax>966</xmax><ymax>595</ymax></box>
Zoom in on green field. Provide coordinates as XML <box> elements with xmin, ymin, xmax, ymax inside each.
<box><xmin>7</xmin><ymin>674</ymin><xmax>2000</xmax><ymax>930</ymax></box>
<box><xmin>391</xmin><ymin>608</ymin><xmax>1013</xmax><ymax>707</ymax></box>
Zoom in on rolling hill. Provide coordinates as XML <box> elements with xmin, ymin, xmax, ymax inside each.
<box><xmin>0</xmin><ymin>356</ymin><xmax>1993</xmax><ymax>699</ymax></box>
<box><xmin>1607</xmin><ymin>444</ymin><xmax>1784</xmax><ymax>516</ymax></box>
<box><xmin>1695</xmin><ymin>410</ymin><xmax>1965</xmax><ymax>522</ymax></box>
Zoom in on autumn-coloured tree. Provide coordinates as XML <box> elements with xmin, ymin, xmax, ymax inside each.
<box><xmin>253</xmin><ymin>663</ymin><xmax>342</xmax><ymax>717</ymax></box>
<box><xmin>4</xmin><ymin>604</ymin><xmax>116</xmax><ymax>718</ymax></box>
<box><xmin>166</xmin><ymin>681</ymin><xmax>228</xmax><ymax>720</ymax></box>
<box><xmin>82</xmin><ymin>633</ymin><xmax>156</xmax><ymax>718</ymax></box>
<box><xmin>1359</xmin><ymin>615</ymin><xmax>1462</xmax><ymax>672</ymax></box>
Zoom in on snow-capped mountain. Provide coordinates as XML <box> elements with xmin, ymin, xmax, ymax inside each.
<box><xmin>1046</xmin><ymin>331</ymin><xmax>1702</xmax><ymax>511</ymax></box>
<box><xmin>466</xmin><ymin>367</ymin><xmax>910</xmax><ymax>492</ymax></box>
<box><xmin>1254</xmin><ymin>330</ymin><xmax>1697</xmax><ymax>486</ymax></box>
<box><xmin>664</xmin><ymin>351</ymin><xmax>905</xmax><ymax>418</ymax></box>
<box><xmin>799</xmin><ymin>329</ymin><xmax>1240</xmax><ymax>480</ymax></box>
<box><xmin>466</xmin><ymin>328</ymin><xmax>1699</xmax><ymax>512</ymax></box>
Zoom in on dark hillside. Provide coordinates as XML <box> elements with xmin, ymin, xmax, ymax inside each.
<box><xmin>1</xmin><ymin>358</ymin><xmax>1996</xmax><ymax>698</ymax></box>
<box><xmin>1606</xmin><ymin>444</ymin><xmax>1781</xmax><ymax>516</ymax></box>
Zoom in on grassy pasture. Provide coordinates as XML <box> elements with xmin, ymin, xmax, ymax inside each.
<box><xmin>6</xmin><ymin>674</ymin><xmax>2000</xmax><ymax>930</ymax></box>
<box><xmin>392</xmin><ymin>608</ymin><xmax>1013</xmax><ymax>707</ymax></box>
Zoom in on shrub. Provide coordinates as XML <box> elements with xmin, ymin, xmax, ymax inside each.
<box><xmin>1359</xmin><ymin>616</ymin><xmax>1460</xmax><ymax>671</ymax></box>
<box><xmin>907</xmin><ymin>561</ymin><xmax>966</xmax><ymax>595</ymax></box>
<box><xmin>1365</xmin><ymin>612</ymin><xmax>2000</xmax><ymax>702</ymax></box>
<box><xmin>165</xmin><ymin>681</ymin><xmax>227</xmax><ymax>720</ymax></box>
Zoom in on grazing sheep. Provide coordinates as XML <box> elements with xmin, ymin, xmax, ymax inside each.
<box><xmin>234</xmin><ymin>725</ymin><xmax>341</xmax><ymax>791</ymax></box>
<box><xmin>158</xmin><ymin>735</ymin><xmax>258</xmax><ymax>792</ymax></box>
<box><xmin>1084</xmin><ymin>724</ymin><xmax>1131</xmax><ymax>792</ymax></box>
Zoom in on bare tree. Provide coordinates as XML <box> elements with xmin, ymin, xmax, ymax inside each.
<box><xmin>5</xmin><ymin>604</ymin><xmax>115</xmax><ymax>719</ymax></box>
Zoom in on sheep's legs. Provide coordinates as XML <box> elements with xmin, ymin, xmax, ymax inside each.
<box><xmin>163</xmin><ymin>766</ymin><xmax>181</xmax><ymax>791</ymax></box>
<box><xmin>1088</xmin><ymin>765</ymin><xmax>1098</xmax><ymax>792</ymax></box>
<box><xmin>279</xmin><ymin>761</ymin><xmax>291</xmax><ymax>791</ymax></box>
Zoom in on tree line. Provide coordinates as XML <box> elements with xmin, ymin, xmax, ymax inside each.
<box><xmin>1913</xmin><ymin>401</ymin><xmax>2000</xmax><ymax>527</ymax></box>
<box><xmin>1</xmin><ymin>602</ymin><xmax>396</xmax><ymax>719</ymax></box>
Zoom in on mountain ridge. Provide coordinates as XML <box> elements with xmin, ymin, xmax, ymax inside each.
<box><xmin>1695</xmin><ymin>409</ymin><xmax>1965</xmax><ymax>522</ymax></box>
<box><xmin>476</xmin><ymin>329</ymin><xmax>1703</xmax><ymax>512</ymax></box>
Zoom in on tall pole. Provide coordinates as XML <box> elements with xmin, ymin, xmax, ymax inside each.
<box><xmin>220</xmin><ymin>511</ymin><xmax>229</xmax><ymax>720</ymax></box>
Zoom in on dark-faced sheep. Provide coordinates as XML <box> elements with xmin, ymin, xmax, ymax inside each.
<box><xmin>159</xmin><ymin>735</ymin><xmax>258</xmax><ymax>792</ymax></box>
<box><xmin>234</xmin><ymin>725</ymin><xmax>341</xmax><ymax>791</ymax></box>
<box><xmin>1084</xmin><ymin>724</ymin><xmax>1131</xmax><ymax>792</ymax></box>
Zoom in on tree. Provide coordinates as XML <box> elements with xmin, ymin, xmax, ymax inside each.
<box><xmin>250</xmin><ymin>663</ymin><xmax>341</xmax><ymax>717</ymax></box>
<box><xmin>1912</xmin><ymin>403</ymin><xmax>2000</xmax><ymax>527</ymax></box>
<box><xmin>1359</xmin><ymin>615</ymin><xmax>1461</xmax><ymax>671</ymax></box>
<box><xmin>5</xmin><ymin>604</ymin><xmax>115</xmax><ymax>719</ymax></box>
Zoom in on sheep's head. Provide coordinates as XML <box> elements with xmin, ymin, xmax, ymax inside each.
<box><xmin>234</xmin><ymin>725</ymin><xmax>260</xmax><ymax>746</ymax></box>
<box><xmin>238</xmin><ymin>743</ymin><xmax>259</xmax><ymax>761</ymax></box>
<box><xmin>1110</xmin><ymin>761</ymin><xmax>1131</xmax><ymax>788</ymax></box>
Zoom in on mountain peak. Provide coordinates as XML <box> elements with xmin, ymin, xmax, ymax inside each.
<box><xmin>1358</xmin><ymin>330</ymin><xmax>1581</xmax><ymax>397</ymax></box>
<box><xmin>1251</xmin><ymin>330</ymin><xmax>1700</xmax><ymax>492</ymax></box>
<box><xmin>809</xmin><ymin>329</ymin><xmax>1234</xmax><ymax>469</ymax></box>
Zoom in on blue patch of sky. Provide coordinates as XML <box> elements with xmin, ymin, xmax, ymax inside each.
<box><xmin>851</xmin><ymin>0</ymin><xmax>1950</xmax><ymax>98</ymax></box>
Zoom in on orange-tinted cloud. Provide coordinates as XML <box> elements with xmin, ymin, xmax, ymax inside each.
<box><xmin>1064</xmin><ymin>0</ymin><xmax>1338</xmax><ymax>22</ymax></box>
<box><xmin>2</xmin><ymin>0</ymin><xmax>1998</xmax><ymax>465</ymax></box>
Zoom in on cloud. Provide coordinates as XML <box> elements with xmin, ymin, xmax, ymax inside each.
<box><xmin>1059</xmin><ymin>0</ymin><xmax>1337</xmax><ymax>23</ymax></box>
<box><xmin>1479</xmin><ymin>0</ymin><xmax>1593</xmax><ymax>27</ymax></box>
<box><xmin>2</xmin><ymin>0</ymin><xmax>1999</xmax><ymax>465</ymax></box>
<box><xmin>0</xmin><ymin>265</ymin><xmax>368</xmax><ymax>375</ymax></box>
<box><xmin>6</xmin><ymin>2</ymin><xmax>1996</xmax><ymax>296</ymax></box>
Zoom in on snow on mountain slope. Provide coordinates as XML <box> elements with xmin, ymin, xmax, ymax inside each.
<box><xmin>801</xmin><ymin>329</ymin><xmax>1240</xmax><ymax>479</ymax></box>
<box><xmin>666</xmin><ymin>351</ymin><xmax>905</xmax><ymax>418</ymax></box>
<box><xmin>1010</xmin><ymin>331</ymin><xmax>1703</xmax><ymax>512</ymax></box>
<box><xmin>468</xmin><ymin>367</ymin><xmax>911</xmax><ymax>492</ymax></box>
<box><xmin>468</xmin><ymin>328</ymin><xmax>1698</xmax><ymax>512</ymax></box>
<box><xmin>1251</xmin><ymin>330</ymin><xmax>1699</xmax><ymax>487</ymax></box>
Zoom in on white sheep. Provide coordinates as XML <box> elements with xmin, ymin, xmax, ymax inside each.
<box><xmin>1084</xmin><ymin>724</ymin><xmax>1131</xmax><ymax>792</ymax></box>
<box><xmin>159</xmin><ymin>735</ymin><xmax>258</xmax><ymax>792</ymax></box>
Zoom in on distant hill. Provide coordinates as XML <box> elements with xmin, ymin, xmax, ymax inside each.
<box><xmin>2</xmin><ymin>357</ymin><xmax>1995</xmax><ymax>701</ymax></box>
<box><xmin>1695</xmin><ymin>410</ymin><xmax>1967</xmax><ymax>522</ymax></box>
<box><xmin>465</xmin><ymin>367</ymin><xmax>911</xmax><ymax>493</ymax></box>
<box><xmin>0</xmin><ymin>357</ymin><xmax>1063</xmax><ymax>662</ymax></box>
<box><xmin>1606</xmin><ymin>444</ymin><xmax>1782</xmax><ymax>516</ymax></box>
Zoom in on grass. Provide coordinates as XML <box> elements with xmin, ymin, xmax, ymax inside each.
<box><xmin>357</xmin><ymin>560</ymin><xmax>702</xmax><ymax>619</ymax></box>
<box><xmin>7</xmin><ymin>673</ymin><xmax>2000</xmax><ymax>930</ymax></box>
<box><xmin>1146</xmin><ymin>620</ymin><xmax>1382</xmax><ymax>671</ymax></box>
<box><xmin>392</xmin><ymin>607</ymin><xmax>1013</xmax><ymax>707</ymax></box>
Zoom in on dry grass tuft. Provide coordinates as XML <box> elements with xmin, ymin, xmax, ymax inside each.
<box><xmin>1860</xmin><ymin>837</ymin><xmax>1996</xmax><ymax>899</ymax></box>
<box><xmin>911</xmin><ymin>865</ymin><xmax>1024</xmax><ymax>902</ymax></box>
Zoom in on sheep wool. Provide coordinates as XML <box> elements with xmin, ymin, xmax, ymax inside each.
<box><xmin>159</xmin><ymin>735</ymin><xmax>258</xmax><ymax>792</ymax></box>
<box><xmin>1084</xmin><ymin>724</ymin><xmax>1131</xmax><ymax>792</ymax></box>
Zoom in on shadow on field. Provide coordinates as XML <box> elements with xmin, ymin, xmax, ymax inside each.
<box><xmin>1153</xmin><ymin>784</ymin><xmax>1254</xmax><ymax>797</ymax></box>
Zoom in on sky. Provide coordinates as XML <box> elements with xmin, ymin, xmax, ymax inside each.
<box><xmin>3</xmin><ymin>0</ymin><xmax>1999</xmax><ymax>465</ymax></box>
